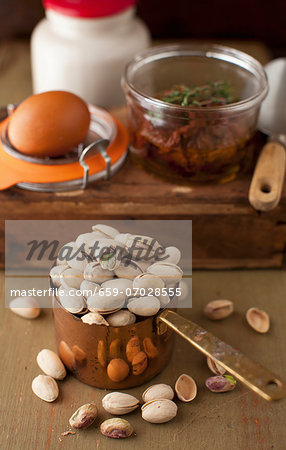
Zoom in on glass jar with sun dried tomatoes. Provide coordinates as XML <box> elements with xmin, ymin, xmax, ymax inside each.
<box><xmin>122</xmin><ymin>44</ymin><xmax>268</xmax><ymax>183</ymax></box>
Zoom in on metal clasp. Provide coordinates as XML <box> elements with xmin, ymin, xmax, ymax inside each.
<box><xmin>79</xmin><ymin>139</ymin><xmax>111</xmax><ymax>189</ymax></box>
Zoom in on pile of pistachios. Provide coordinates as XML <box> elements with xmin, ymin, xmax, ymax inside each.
<box><xmin>50</xmin><ymin>224</ymin><xmax>184</xmax><ymax>323</ymax></box>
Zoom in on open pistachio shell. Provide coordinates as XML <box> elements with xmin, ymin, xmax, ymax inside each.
<box><xmin>246</xmin><ymin>307</ymin><xmax>270</xmax><ymax>333</ymax></box>
<box><xmin>102</xmin><ymin>392</ymin><xmax>139</xmax><ymax>415</ymax></box>
<box><xmin>175</xmin><ymin>374</ymin><xmax>197</xmax><ymax>402</ymax></box>
<box><xmin>207</xmin><ymin>356</ymin><xmax>226</xmax><ymax>375</ymax></box>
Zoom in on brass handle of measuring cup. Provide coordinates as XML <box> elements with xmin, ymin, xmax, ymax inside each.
<box><xmin>157</xmin><ymin>309</ymin><xmax>286</xmax><ymax>401</ymax></box>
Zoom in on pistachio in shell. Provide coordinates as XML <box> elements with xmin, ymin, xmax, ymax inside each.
<box><xmin>147</xmin><ymin>262</ymin><xmax>183</xmax><ymax>285</ymax></box>
<box><xmin>9</xmin><ymin>296</ymin><xmax>40</xmax><ymax>319</ymax></box>
<box><xmin>100</xmin><ymin>418</ymin><xmax>133</xmax><ymax>439</ymax></box>
<box><xmin>206</xmin><ymin>375</ymin><xmax>236</xmax><ymax>393</ymax></box>
<box><xmin>58</xmin><ymin>288</ymin><xmax>86</xmax><ymax>314</ymax></box>
<box><xmin>92</xmin><ymin>223</ymin><xmax>119</xmax><ymax>239</ymax></box>
<box><xmin>31</xmin><ymin>375</ymin><xmax>59</xmax><ymax>402</ymax></box>
<box><xmin>203</xmin><ymin>299</ymin><xmax>234</xmax><ymax>320</ymax></box>
<box><xmin>127</xmin><ymin>296</ymin><xmax>160</xmax><ymax>317</ymax></box>
<box><xmin>102</xmin><ymin>392</ymin><xmax>139</xmax><ymax>415</ymax></box>
<box><xmin>69</xmin><ymin>402</ymin><xmax>98</xmax><ymax>429</ymax></box>
<box><xmin>142</xmin><ymin>399</ymin><xmax>177</xmax><ymax>424</ymax></box>
<box><xmin>60</xmin><ymin>267</ymin><xmax>84</xmax><ymax>290</ymax></box>
<box><xmin>175</xmin><ymin>374</ymin><xmax>197</xmax><ymax>402</ymax></box>
<box><xmin>246</xmin><ymin>307</ymin><xmax>270</xmax><ymax>333</ymax></box>
<box><xmin>84</xmin><ymin>262</ymin><xmax>114</xmax><ymax>284</ymax></box>
<box><xmin>142</xmin><ymin>384</ymin><xmax>174</xmax><ymax>403</ymax></box>
<box><xmin>49</xmin><ymin>264</ymin><xmax>69</xmax><ymax>287</ymax></box>
<box><xmin>87</xmin><ymin>291</ymin><xmax>125</xmax><ymax>314</ymax></box>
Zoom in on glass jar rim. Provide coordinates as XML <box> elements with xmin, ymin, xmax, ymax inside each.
<box><xmin>122</xmin><ymin>43</ymin><xmax>268</xmax><ymax>113</ymax></box>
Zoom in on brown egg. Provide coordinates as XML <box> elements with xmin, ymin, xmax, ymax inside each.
<box><xmin>8</xmin><ymin>91</ymin><xmax>90</xmax><ymax>157</ymax></box>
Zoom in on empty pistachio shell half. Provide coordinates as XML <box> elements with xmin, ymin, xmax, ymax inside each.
<box><xmin>204</xmin><ymin>299</ymin><xmax>234</xmax><ymax>320</ymax></box>
<box><xmin>60</xmin><ymin>267</ymin><xmax>84</xmax><ymax>290</ymax></box>
<box><xmin>100</xmin><ymin>418</ymin><xmax>133</xmax><ymax>439</ymax></box>
<box><xmin>175</xmin><ymin>374</ymin><xmax>197</xmax><ymax>402</ymax></box>
<box><xmin>87</xmin><ymin>292</ymin><xmax>125</xmax><ymax>314</ymax></box>
<box><xmin>142</xmin><ymin>384</ymin><xmax>174</xmax><ymax>403</ymax></box>
<box><xmin>106</xmin><ymin>310</ymin><xmax>136</xmax><ymax>327</ymax></box>
<box><xmin>102</xmin><ymin>392</ymin><xmax>139</xmax><ymax>415</ymax></box>
<box><xmin>9</xmin><ymin>296</ymin><xmax>40</xmax><ymax>319</ymax></box>
<box><xmin>36</xmin><ymin>349</ymin><xmax>66</xmax><ymax>380</ymax></box>
<box><xmin>50</xmin><ymin>264</ymin><xmax>69</xmax><ymax>287</ymax></box>
<box><xmin>207</xmin><ymin>356</ymin><xmax>226</xmax><ymax>375</ymax></box>
<box><xmin>142</xmin><ymin>399</ymin><xmax>177</xmax><ymax>424</ymax></box>
<box><xmin>206</xmin><ymin>375</ymin><xmax>236</xmax><ymax>393</ymax></box>
<box><xmin>127</xmin><ymin>296</ymin><xmax>160</xmax><ymax>316</ymax></box>
<box><xmin>69</xmin><ymin>402</ymin><xmax>98</xmax><ymax>429</ymax></box>
<box><xmin>246</xmin><ymin>307</ymin><xmax>270</xmax><ymax>333</ymax></box>
<box><xmin>81</xmin><ymin>312</ymin><xmax>109</xmax><ymax>326</ymax></box>
<box><xmin>58</xmin><ymin>288</ymin><xmax>86</xmax><ymax>314</ymax></box>
<box><xmin>147</xmin><ymin>262</ymin><xmax>183</xmax><ymax>285</ymax></box>
<box><xmin>92</xmin><ymin>223</ymin><xmax>119</xmax><ymax>239</ymax></box>
<box><xmin>32</xmin><ymin>374</ymin><xmax>59</xmax><ymax>402</ymax></box>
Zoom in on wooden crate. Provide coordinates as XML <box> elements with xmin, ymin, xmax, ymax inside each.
<box><xmin>1</xmin><ymin>135</ymin><xmax>286</xmax><ymax>269</ymax></box>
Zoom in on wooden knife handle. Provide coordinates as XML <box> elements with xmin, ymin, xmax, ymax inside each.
<box><xmin>249</xmin><ymin>141</ymin><xmax>286</xmax><ymax>212</ymax></box>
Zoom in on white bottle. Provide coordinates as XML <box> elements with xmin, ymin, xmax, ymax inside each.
<box><xmin>31</xmin><ymin>0</ymin><xmax>150</xmax><ymax>107</ymax></box>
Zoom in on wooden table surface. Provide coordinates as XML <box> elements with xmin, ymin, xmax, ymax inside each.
<box><xmin>1</xmin><ymin>39</ymin><xmax>286</xmax><ymax>450</ymax></box>
<box><xmin>1</xmin><ymin>270</ymin><xmax>286</xmax><ymax>450</ymax></box>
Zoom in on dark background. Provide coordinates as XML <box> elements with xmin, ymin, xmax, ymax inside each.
<box><xmin>0</xmin><ymin>0</ymin><xmax>286</xmax><ymax>56</ymax></box>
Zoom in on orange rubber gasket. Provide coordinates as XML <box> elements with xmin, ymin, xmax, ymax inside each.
<box><xmin>0</xmin><ymin>111</ymin><xmax>128</xmax><ymax>190</ymax></box>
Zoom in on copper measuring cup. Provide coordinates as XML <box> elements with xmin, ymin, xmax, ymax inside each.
<box><xmin>52</xmin><ymin>293</ymin><xmax>286</xmax><ymax>401</ymax></box>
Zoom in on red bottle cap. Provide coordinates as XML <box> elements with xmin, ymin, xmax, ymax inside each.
<box><xmin>43</xmin><ymin>0</ymin><xmax>136</xmax><ymax>18</ymax></box>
